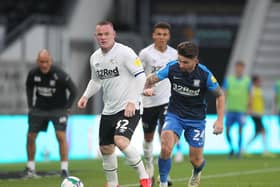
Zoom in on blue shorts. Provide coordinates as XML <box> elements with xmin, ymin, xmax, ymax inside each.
<box><xmin>162</xmin><ymin>112</ymin><xmax>206</xmax><ymax>148</ymax></box>
<box><xmin>225</xmin><ymin>112</ymin><xmax>247</xmax><ymax>128</ymax></box>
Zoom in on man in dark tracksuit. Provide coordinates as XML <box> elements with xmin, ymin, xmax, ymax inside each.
<box><xmin>24</xmin><ymin>49</ymin><xmax>76</xmax><ymax>178</ymax></box>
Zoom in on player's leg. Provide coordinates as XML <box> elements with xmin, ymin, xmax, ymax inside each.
<box><xmin>237</xmin><ymin>113</ymin><xmax>247</xmax><ymax>158</ymax></box>
<box><xmin>53</xmin><ymin>114</ymin><xmax>69</xmax><ymax>178</ymax></box>
<box><xmin>158</xmin><ymin>130</ymin><xmax>177</xmax><ymax>187</ymax></box>
<box><xmin>26</xmin><ymin>131</ymin><xmax>38</xmax><ymax>176</ymax></box>
<box><xmin>255</xmin><ymin>116</ymin><xmax>268</xmax><ymax>153</ymax></box>
<box><xmin>99</xmin><ymin>114</ymin><xmax>119</xmax><ymax>187</ymax></box>
<box><xmin>225</xmin><ymin>112</ymin><xmax>235</xmax><ymax>157</ymax></box>
<box><xmin>158</xmin><ymin>113</ymin><xmax>181</xmax><ymax>187</ymax></box>
<box><xmin>24</xmin><ymin>113</ymin><xmax>46</xmax><ymax>177</ymax></box>
<box><xmin>188</xmin><ymin>147</ymin><xmax>204</xmax><ymax>187</ymax></box>
<box><xmin>184</xmin><ymin>125</ymin><xmax>206</xmax><ymax>187</ymax></box>
<box><xmin>246</xmin><ymin>115</ymin><xmax>259</xmax><ymax>148</ymax></box>
<box><xmin>157</xmin><ymin>104</ymin><xmax>173</xmax><ymax>186</ymax></box>
<box><xmin>114</xmin><ymin>110</ymin><xmax>151</xmax><ymax>187</ymax></box>
<box><xmin>142</xmin><ymin>106</ymin><xmax>159</xmax><ymax>180</ymax></box>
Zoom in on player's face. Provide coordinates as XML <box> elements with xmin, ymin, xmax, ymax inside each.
<box><xmin>37</xmin><ymin>54</ymin><xmax>52</xmax><ymax>74</ymax></box>
<box><xmin>177</xmin><ymin>54</ymin><xmax>198</xmax><ymax>73</ymax></box>
<box><xmin>235</xmin><ymin>63</ymin><xmax>245</xmax><ymax>77</ymax></box>
<box><xmin>152</xmin><ymin>28</ymin><xmax>170</xmax><ymax>50</ymax></box>
<box><xmin>95</xmin><ymin>24</ymin><xmax>116</xmax><ymax>52</ymax></box>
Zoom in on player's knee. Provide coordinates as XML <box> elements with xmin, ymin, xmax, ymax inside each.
<box><xmin>100</xmin><ymin>145</ymin><xmax>115</xmax><ymax>155</ymax></box>
<box><xmin>190</xmin><ymin>156</ymin><xmax>204</xmax><ymax>166</ymax></box>
<box><xmin>114</xmin><ymin>136</ymin><xmax>130</xmax><ymax>151</ymax></box>
<box><xmin>144</xmin><ymin>133</ymin><xmax>154</xmax><ymax>142</ymax></box>
<box><xmin>160</xmin><ymin>144</ymin><xmax>172</xmax><ymax>159</ymax></box>
<box><xmin>27</xmin><ymin>133</ymin><xmax>37</xmax><ymax>143</ymax></box>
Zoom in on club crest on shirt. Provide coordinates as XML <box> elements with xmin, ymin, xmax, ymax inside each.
<box><xmin>193</xmin><ymin>79</ymin><xmax>200</xmax><ymax>87</ymax></box>
<box><xmin>49</xmin><ymin>80</ymin><xmax>56</xmax><ymax>86</ymax></box>
<box><xmin>133</xmin><ymin>58</ymin><xmax>142</xmax><ymax>67</ymax></box>
<box><xmin>211</xmin><ymin>76</ymin><xmax>217</xmax><ymax>83</ymax></box>
<box><xmin>34</xmin><ymin>76</ymin><xmax>41</xmax><ymax>82</ymax></box>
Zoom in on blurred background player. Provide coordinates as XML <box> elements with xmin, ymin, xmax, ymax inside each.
<box><xmin>223</xmin><ymin>61</ymin><xmax>252</xmax><ymax>158</ymax></box>
<box><xmin>143</xmin><ymin>41</ymin><xmax>224</xmax><ymax>187</ymax></box>
<box><xmin>77</xmin><ymin>21</ymin><xmax>151</xmax><ymax>187</ymax></box>
<box><xmin>246</xmin><ymin>75</ymin><xmax>269</xmax><ymax>154</ymax></box>
<box><xmin>24</xmin><ymin>49</ymin><xmax>77</xmax><ymax>178</ymax></box>
<box><xmin>139</xmin><ymin>22</ymin><xmax>177</xmax><ymax>186</ymax></box>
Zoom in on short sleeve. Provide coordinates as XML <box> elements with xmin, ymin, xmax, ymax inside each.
<box><xmin>124</xmin><ymin>48</ymin><xmax>144</xmax><ymax>77</ymax></box>
<box><xmin>206</xmin><ymin>72</ymin><xmax>219</xmax><ymax>91</ymax></box>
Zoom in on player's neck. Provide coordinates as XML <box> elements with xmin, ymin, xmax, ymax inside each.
<box><xmin>154</xmin><ymin>44</ymin><xmax>167</xmax><ymax>53</ymax></box>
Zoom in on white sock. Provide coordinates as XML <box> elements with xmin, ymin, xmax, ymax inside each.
<box><xmin>61</xmin><ymin>161</ymin><xmax>68</xmax><ymax>171</ymax></box>
<box><xmin>123</xmin><ymin>144</ymin><xmax>148</xmax><ymax>179</ymax></box>
<box><xmin>143</xmin><ymin>140</ymin><xmax>153</xmax><ymax>163</ymax></box>
<box><xmin>102</xmin><ymin>153</ymin><xmax>118</xmax><ymax>186</ymax></box>
<box><xmin>160</xmin><ymin>182</ymin><xmax>168</xmax><ymax>187</ymax></box>
<box><xmin>27</xmin><ymin>161</ymin><xmax>35</xmax><ymax>171</ymax></box>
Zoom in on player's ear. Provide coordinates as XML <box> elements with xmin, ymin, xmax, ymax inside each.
<box><xmin>195</xmin><ymin>57</ymin><xmax>199</xmax><ymax>64</ymax></box>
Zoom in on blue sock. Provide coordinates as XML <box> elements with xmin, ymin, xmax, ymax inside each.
<box><xmin>193</xmin><ymin>160</ymin><xmax>206</xmax><ymax>175</ymax></box>
<box><xmin>238</xmin><ymin>135</ymin><xmax>242</xmax><ymax>154</ymax></box>
<box><xmin>158</xmin><ymin>157</ymin><xmax>171</xmax><ymax>183</ymax></box>
<box><xmin>226</xmin><ymin>131</ymin><xmax>233</xmax><ymax>152</ymax></box>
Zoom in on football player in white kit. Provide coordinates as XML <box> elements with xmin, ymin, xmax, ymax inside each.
<box><xmin>77</xmin><ymin>21</ymin><xmax>151</xmax><ymax>187</ymax></box>
<box><xmin>139</xmin><ymin>22</ymin><xmax>177</xmax><ymax>186</ymax></box>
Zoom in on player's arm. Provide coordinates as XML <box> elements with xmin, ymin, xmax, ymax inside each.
<box><xmin>77</xmin><ymin>79</ymin><xmax>101</xmax><ymax>109</ymax></box>
<box><xmin>212</xmin><ymin>86</ymin><xmax>225</xmax><ymax>134</ymax></box>
<box><xmin>207</xmin><ymin>74</ymin><xmax>225</xmax><ymax>135</ymax></box>
<box><xmin>143</xmin><ymin>73</ymin><xmax>160</xmax><ymax>96</ymax></box>
<box><xmin>64</xmin><ymin>74</ymin><xmax>77</xmax><ymax>109</ymax></box>
<box><xmin>143</xmin><ymin>60</ymin><xmax>172</xmax><ymax>96</ymax></box>
<box><xmin>25</xmin><ymin>72</ymin><xmax>34</xmax><ymax>109</ymax></box>
<box><xmin>77</xmin><ymin>62</ymin><xmax>101</xmax><ymax>109</ymax></box>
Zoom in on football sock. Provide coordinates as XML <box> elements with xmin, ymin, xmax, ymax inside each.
<box><xmin>193</xmin><ymin>160</ymin><xmax>206</xmax><ymax>175</ymax></box>
<box><xmin>27</xmin><ymin>161</ymin><xmax>35</xmax><ymax>171</ymax></box>
<box><xmin>102</xmin><ymin>153</ymin><xmax>119</xmax><ymax>186</ymax></box>
<box><xmin>123</xmin><ymin>144</ymin><xmax>148</xmax><ymax>179</ymax></box>
<box><xmin>238</xmin><ymin>135</ymin><xmax>242</xmax><ymax>154</ymax></box>
<box><xmin>158</xmin><ymin>157</ymin><xmax>171</xmax><ymax>183</ymax></box>
<box><xmin>61</xmin><ymin>161</ymin><xmax>68</xmax><ymax>171</ymax></box>
<box><xmin>143</xmin><ymin>140</ymin><xmax>153</xmax><ymax>163</ymax></box>
<box><xmin>226</xmin><ymin>131</ymin><xmax>233</xmax><ymax>151</ymax></box>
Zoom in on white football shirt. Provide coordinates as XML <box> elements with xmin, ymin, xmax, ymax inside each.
<box><xmin>90</xmin><ymin>42</ymin><xmax>145</xmax><ymax>115</ymax></box>
<box><xmin>139</xmin><ymin>44</ymin><xmax>177</xmax><ymax>107</ymax></box>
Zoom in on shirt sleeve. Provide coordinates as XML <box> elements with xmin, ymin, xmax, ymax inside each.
<box><xmin>156</xmin><ymin>60</ymin><xmax>175</xmax><ymax>80</ymax></box>
<box><xmin>64</xmin><ymin>75</ymin><xmax>77</xmax><ymax>108</ymax></box>
<box><xmin>138</xmin><ymin>50</ymin><xmax>146</xmax><ymax>69</ymax></box>
<box><xmin>222</xmin><ymin>78</ymin><xmax>228</xmax><ymax>90</ymax></box>
<box><xmin>25</xmin><ymin>71</ymin><xmax>34</xmax><ymax>108</ymax></box>
<box><xmin>124</xmin><ymin>48</ymin><xmax>145</xmax><ymax>77</ymax></box>
<box><xmin>206</xmin><ymin>72</ymin><xmax>219</xmax><ymax>91</ymax></box>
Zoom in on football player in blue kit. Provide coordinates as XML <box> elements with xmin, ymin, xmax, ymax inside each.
<box><xmin>143</xmin><ymin>41</ymin><xmax>225</xmax><ymax>187</ymax></box>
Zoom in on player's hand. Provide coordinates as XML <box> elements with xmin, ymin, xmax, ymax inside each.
<box><xmin>213</xmin><ymin>120</ymin><xmax>223</xmax><ymax>135</ymax></box>
<box><xmin>143</xmin><ymin>88</ymin><xmax>155</xmax><ymax>96</ymax></box>
<box><xmin>77</xmin><ymin>96</ymin><xmax>88</xmax><ymax>109</ymax></box>
<box><xmin>124</xmin><ymin>101</ymin><xmax>136</xmax><ymax>117</ymax></box>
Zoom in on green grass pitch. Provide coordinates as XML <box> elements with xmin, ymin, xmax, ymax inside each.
<box><xmin>0</xmin><ymin>154</ymin><xmax>279</xmax><ymax>187</ymax></box>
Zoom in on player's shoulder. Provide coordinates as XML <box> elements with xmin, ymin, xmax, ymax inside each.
<box><xmin>166</xmin><ymin>45</ymin><xmax>177</xmax><ymax>53</ymax></box>
<box><xmin>89</xmin><ymin>48</ymin><xmax>102</xmax><ymax>65</ymax></box>
<box><xmin>139</xmin><ymin>44</ymin><xmax>154</xmax><ymax>54</ymax></box>
<box><xmin>115</xmin><ymin>42</ymin><xmax>135</xmax><ymax>53</ymax></box>
<box><xmin>166</xmin><ymin>60</ymin><xmax>178</xmax><ymax>69</ymax></box>
<box><xmin>51</xmin><ymin>65</ymin><xmax>68</xmax><ymax>77</ymax></box>
<box><xmin>197</xmin><ymin>64</ymin><xmax>213</xmax><ymax>74</ymax></box>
